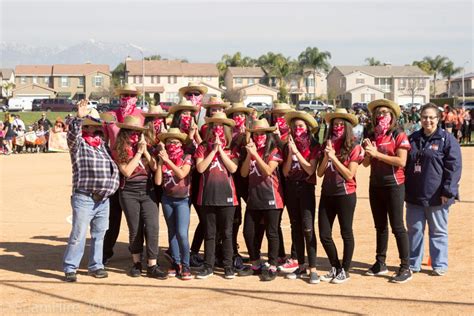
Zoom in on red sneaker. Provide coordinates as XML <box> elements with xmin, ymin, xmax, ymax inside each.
<box><xmin>278</xmin><ymin>258</ymin><xmax>299</xmax><ymax>273</ymax></box>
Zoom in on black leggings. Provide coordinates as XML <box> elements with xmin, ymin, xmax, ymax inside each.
<box><xmin>318</xmin><ymin>193</ymin><xmax>356</xmax><ymax>271</ymax></box>
<box><xmin>120</xmin><ymin>187</ymin><xmax>159</xmax><ymax>260</ymax></box>
<box><xmin>103</xmin><ymin>190</ymin><xmax>122</xmax><ymax>259</ymax></box>
<box><xmin>190</xmin><ymin>170</ymin><xmax>204</xmax><ymax>254</ymax></box>
<box><xmin>202</xmin><ymin>206</ymin><xmax>236</xmax><ymax>269</ymax></box>
<box><xmin>369</xmin><ymin>184</ymin><xmax>409</xmax><ymax>269</ymax></box>
<box><xmin>285</xmin><ymin>181</ymin><xmax>317</xmax><ymax>268</ymax></box>
<box><xmin>243</xmin><ymin>209</ymin><xmax>282</xmax><ymax>266</ymax></box>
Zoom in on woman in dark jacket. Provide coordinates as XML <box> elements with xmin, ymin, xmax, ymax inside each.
<box><xmin>405</xmin><ymin>103</ymin><xmax>462</xmax><ymax>276</ymax></box>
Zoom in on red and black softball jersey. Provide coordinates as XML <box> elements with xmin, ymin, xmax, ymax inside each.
<box><xmin>321</xmin><ymin>143</ymin><xmax>364</xmax><ymax>196</ymax></box>
<box><xmin>194</xmin><ymin>144</ymin><xmax>239</xmax><ymax>206</ymax></box>
<box><xmin>162</xmin><ymin>154</ymin><xmax>193</xmax><ymax>198</ymax></box>
<box><xmin>285</xmin><ymin>144</ymin><xmax>321</xmax><ymax>184</ymax></box>
<box><xmin>247</xmin><ymin>148</ymin><xmax>284</xmax><ymax>210</ymax></box>
<box><xmin>370</xmin><ymin>132</ymin><xmax>411</xmax><ymax>187</ymax></box>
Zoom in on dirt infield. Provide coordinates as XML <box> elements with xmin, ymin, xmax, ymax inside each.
<box><xmin>1</xmin><ymin>149</ymin><xmax>473</xmax><ymax>315</ymax></box>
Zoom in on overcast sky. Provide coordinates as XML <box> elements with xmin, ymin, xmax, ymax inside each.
<box><xmin>1</xmin><ymin>0</ymin><xmax>473</xmax><ymax>71</ymax></box>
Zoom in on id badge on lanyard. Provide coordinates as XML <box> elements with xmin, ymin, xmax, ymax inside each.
<box><xmin>414</xmin><ymin>162</ymin><xmax>422</xmax><ymax>173</ymax></box>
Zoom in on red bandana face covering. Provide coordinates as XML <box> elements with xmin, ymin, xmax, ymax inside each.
<box><xmin>332</xmin><ymin>125</ymin><xmax>345</xmax><ymax>140</ymax></box>
<box><xmin>375</xmin><ymin>115</ymin><xmax>391</xmax><ymax>137</ymax></box>
<box><xmin>82</xmin><ymin>131</ymin><xmax>102</xmax><ymax>147</ymax></box>
<box><xmin>118</xmin><ymin>96</ymin><xmax>137</xmax><ymax>123</ymax></box>
<box><xmin>253</xmin><ymin>134</ymin><xmax>267</xmax><ymax>150</ymax></box>
<box><xmin>165</xmin><ymin>143</ymin><xmax>184</xmax><ymax>163</ymax></box>
<box><xmin>153</xmin><ymin>119</ymin><xmax>163</xmax><ymax>137</ymax></box>
<box><xmin>276</xmin><ymin>117</ymin><xmax>289</xmax><ymax>135</ymax></box>
<box><xmin>180</xmin><ymin>115</ymin><xmax>192</xmax><ymax>133</ymax></box>
<box><xmin>208</xmin><ymin>125</ymin><xmax>226</xmax><ymax>151</ymax></box>
<box><xmin>233</xmin><ymin>115</ymin><xmax>246</xmax><ymax>129</ymax></box>
<box><xmin>293</xmin><ymin>127</ymin><xmax>310</xmax><ymax>153</ymax></box>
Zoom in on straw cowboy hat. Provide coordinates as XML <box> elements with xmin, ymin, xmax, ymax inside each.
<box><xmin>115</xmin><ymin>83</ymin><xmax>140</xmax><ymax>96</ymax></box>
<box><xmin>247</xmin><ymin>118</ymin><xmax>277</xmax><ymax>133</ymax></box>
<box><xmin>368</xmin><ymin>99</ymin><xmax>401</xmax><ymax>118</ymax></box>
<box><xmin>116</xmin><ymin>115</ymin><xmax>147</xmax><ymax>131</ymax></box>
<box><xmin>169</xmin><ymin>98</ymin><xmax>199</xmax><ymax>115</ymax></box>
<box><xmin>142</xmin><ymin>104</ymin><xmax>169</xmax><ymax>118</ymax></box>
<box><xmin>271</xmin><ymin>102</ymin><xmax>294</xmax><ymax>114</ymax></box>
<box><xmin>284</xmin><ymin>110</ymin><xmax>318</xmax><ymax>130</ymax></box>
<box><xmin>324</xmin><ymin>107</ymin><xmax>359</xmax><ymax>126</ymax></box>
<box><xmin>179</xmin><ymin>82</ymin><xmax>208</xmax><ymax>97</ymax></box>
<box><xmin>83</xmin><ymin>109</ymin><xmax>102</xmax><ymax>126</ymax></box>
<box><xmin>225</xmin><ymin>102</ymin><xmax>255</xmax><ymax>116</ymax></box>
<box><xmin>158</xmin><ymin>127</ymin><xmax>188</xmax><ymax>143</ymax></box>
<box><xmin>205</xmin><ymin>112</ymin><xmax>236</xmax><ymax>127</ymax></box>
<box><xmin>202</xmin><ymin>96</ymin><xmax>231</xmax><ymax>110</ymax></box>
<box><xmin>100</xmin><ymin>112</ymin><xmax>117</xmax><ymax>124</ymax></box>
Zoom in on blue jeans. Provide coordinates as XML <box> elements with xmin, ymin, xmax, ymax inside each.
<box><xmin>162</xmin><ymin>194</ymin><xmax>190</xmax><ymax>266</ymax></box>
<box><xmin>63</xmin><ymin>193</ymin><xmax>110</xmax><ymax>273</ymax></box>
<box><xmin>406</xmin><ymin>202</ymin><xmax>449</xmax><ymax>271</ymax></box>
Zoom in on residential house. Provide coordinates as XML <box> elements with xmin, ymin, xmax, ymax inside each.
<box><xmin>0</xmin><ymin>68</ymin><xmax>15</xmax><ymax>98</ymax></box>
<box><xmin>327</xmin><ymin>65</ymin><xmax>430</xmax><ymax>107</ymax></box>
<box><xmin>224</xmin><ymin>67</ymin><xmax>265</xmax><ymax>90</ymax></box>
<box><xmin>287</xmin><ymin>69</ymin><xmax>327</xmax><ymax>104</ymax></box>
<box><xmin>449</xmin><ymin>72</ymin><xmax>474</xmax><ymax>97</ymax></box>
<box><xmin>13</xmin><ymin>64</ymin><xmax>111</xmax><ymax>101</ymax></box>
<box><xmin>125</xmin><ymin>59</ymin><xmax>221</xmax><ymax>103</ymax></box>
<box><xmin>433</xmin><ymin>79</ymin><xmax>449</xmax><ymax>97</ymax></box>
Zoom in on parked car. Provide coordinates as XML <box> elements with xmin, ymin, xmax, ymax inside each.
<box><xmin>7</xmin><ymin>98</ymin><xmax>30</xmax><ymax>112</ymax></box>
<box><xmin>296</xmin><ymin>100</ymin><xmax>332</xmax><ymax>112</ymax></box>
<box><xmin>32</xmin><ymin>99</ymin><xmax>46</xmax><ymax>111</ymax></box>
<box><xmin>0</xmin><ymin>103</ymin><xmax>7</xmax><ymax>112</ymax></box>
<box><xmin>401</xmin><ymin>103</ymin><xmax>422</xmax><ymax>111</ymax></box>
<box><xmin>136</xmin><ymin>100</ymin><xmax>150</xmax><ymax>112</ymax></box>
<box><xmin>458</xmin><ymin>101</ymin><xmax>474</xmax><ymax>111</ymax></box>
<box><xmin>97</xmin><ymin>99</ymin><xmax>120</xmax><ymax>113</ymax></box>
<box><xmin>39</xmin><ymin>98</ymin><xmax>76</xmax><ymax>112</ymax></box>
<box><xmin>159</xmin><ymin>102</ymin><xmax>173</xmax><ymax>111</ymax></box>
<box><xmin>246</xmin><ymin>102</ymin><xmax>272</xmax><ymax>112</ymax></box>
<box><xmin>352</xmin><ymin>102</ymin><xmax>368</xmax><ymax>112</ymax></box>
<box><xmin>87</xmin><ymin>100</ymin><xmax>99</xmax><ymax>109</ymax></box>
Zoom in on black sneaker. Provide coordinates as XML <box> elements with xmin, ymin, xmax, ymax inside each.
<box><xmin>286</xmin><ymin>266</ymin><xmax>306</xmax><ymax>279</ymax></box>
<box><xmin>88</xmin><ymin>268</ymin><xmax>108</xmax><ymax>278</ymax></box>
<box><xmin>224</xmin><ymin>267</ymin><xmax>236</xmax><ymax>279</ymax></box>
<box><xmin>233</xmin><ymin>254</ymin><xmax>245</xmax><ymax>271</ymax></box>
<box><xmin>237</xmin><ymin>265</ymin><xmax>254</xmax><ymax>276</ymax></box>
<box><xmin>129</xmin><ymin>262</ymin><xmax>142</xmax><ymax>277</ymax></box>
<box><xmin>331</xmin><ymin>269</ymin><xmax>350</xmax><ymax>284</ymax></box>
<box><xmin>320</xmin><ymin>267</ymin><xmax>337</xmax><ymax>282</ymax></box>
<box><xmin>190</xmin><ymin>252</ymin><xmax>204</xmax><ymax>268</ymax></box>
<box><xmin>147</xmin><ymin>265</ymin><xmax>168</xmax><ymax>279</ymax></box>
<box><xmin>365</xmin><ymin>262</ymin><xmax>388</xmax><ymax>276</ymax></box>
<box><xmin>390</xmin><ymin>268</ymin><xmax>412</xmax><ymax>284</ymax></box>
<box><xmin>180</xmin><ymin>265</ymin><xmax>193</xmax><ymax>281</ymax></box>
<box><xmin>64</xmin><ymin>272</ymin><xmax>77</xmax><ymax>282</ymax></box>
<box><xmin>196</xmin><ymin>266</ymin><xmax>214</xmax><ymax>279</ymax></box>
<box><xmin>260</xmin><ymin>265</ymin><xmax>277</xmax><ymax>281</ymax></box>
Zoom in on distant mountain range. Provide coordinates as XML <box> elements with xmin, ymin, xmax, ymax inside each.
<box><xmin>0</xmin><ymin>40</ymin><xmax>177</xmax><ymax>69</ymax></box>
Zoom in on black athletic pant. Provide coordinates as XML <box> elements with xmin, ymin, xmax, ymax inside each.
<box><xmin>318</xmin><ymin>193</ymin><xmax>356</xmax><ymax>271</ymax></box>
<box><xmin>285</xmin><ymin>181</ymin><xmax>317</xmax><ymax>268</ymax></box>
<box><xmin>190</xmin><ymin>170</ymin><xmax>205</xmax><ymax>254</ymax></box>
<box><xmin>369</xmin><ymin>184</ymin><xmax>410</xmax><ymax>269</ymax></box>
<box><xmin>243</xmin><ymin>209</ymin><xmax>282</xmax><ymax>266</ymax></box>
<box><xmin>103</xmin><ymin>190</ymin><xmax>122</xmax><ymax>260</ymax></box>
<box><xmin>202</xmin><ymin>206</ymin><xmax>236</xmax><ymax>269</ymax></box>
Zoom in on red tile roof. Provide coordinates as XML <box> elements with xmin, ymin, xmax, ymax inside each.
<box><xmin>15</xmin><ymin>65</ymin><xmax>53</xmax><ymax>75</ymax></box>
<box><xmin>15</xmin><ymin>64</ymin><xmax>110</xmax><ymax>76</ymax></box>
<box><xmin>126</xmin><ymin>60</ymin><xmax>218</xmax><ymax>76</ymax></box>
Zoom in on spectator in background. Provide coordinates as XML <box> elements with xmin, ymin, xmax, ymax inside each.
<box><xmin>455</xmin><ymin>107</ymin><xmax>464</xmax><ymax>142</ymax></box>
<box><xmin>462</xmin><ymin>108</ymin><xmax>471</xmax><ymax>144</ymax></box>
<box><xmin>35</xmin><ymin>125</ymin><xmax>47</xmax><ymax>153</ymax></box>
<box><xmin>14</xmin><ymin>125</ymin><xmax>25</xmax><ymax>153</ymax></box>
<box><xmin>38</xmin><ymin>112</ymin><xmax>53</xmax><ymax>131</ymax></box>
<box><xmin>259</xmin><ymin>108</ymin><xmax>272</xmax><ymax>122</ymax></box>
<box><xmin>409</xmin><ymin>107</ymin><xmax>420</xmax><ymax>124</ymax></box>
<box><xmin>3</xmin><ymin>113</ymin><xmax>14</xmax><ymax>155</ymax></box>
<box><xmin>12</xmin><ymin>114</ymin><xmax>26</xmax><ymax>131</ymax></box>
<box><xmin>444</xmin><ymin>106</ymin><xmax>456</xmax><ymax>134</ymax></box>
<box><xmin>53</xmin><ymin>118</ymin><xmax>66</xmax><ymax>133</ymax></box>
<box><xmin>0</xmin><ymin>120</ymin><xmax>5</xmax><ymax>154</ymax></box>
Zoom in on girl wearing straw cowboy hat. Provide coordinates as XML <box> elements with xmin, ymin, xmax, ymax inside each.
<box><xmin>179</xmin><ymin>82</ymin><xmax>208</xmax><ymax>127</ymax></box>
<box><xmin>170</xmin><ymin>98</ymin><xmax>206</xmax><ymax>268</ymax></box>
<box><xmin>155</xmin><ymin>128</ymin><xmax>194</xmax><ymax>281</ymax></box>
<box><xmin>225</xmin><ymin>102</ymin><xmax>255</xmax><ymax>269</ymax></box>
<box><xmin>142</xmin><ymin>104</ymin><xmax>169</xmax><ymax>146</ymax></box>
<box><xmin>240</xmin><ymin>119</ymin><xmax>284</xmax><ymax>281</ymax></box>
<box><xmin>199</xmin><ymin>96</ymin><xmax>231</xmax><ymax>136</ymax></box>
<box><xmin>194</xmin><ymin>112</ymin><xmax>239</xmax><ymax>280</ymax></box>
<box><xmin>362</xmin><ymin>99</ymin><xmax>412</xmax><ymax>283</ymax></box>
<box><xmin>113</xmin><ymin>115</ymin><xmax>167</xmax><ymax>280</ymax></box>
<box><xmin>270</xmin><ymin>102</ymin><xmax>294</xmax><ymax>143</ymax></box>
<box><xmin>282</xmin><ymin>110</ymin><xmax>321</xmax><ymax>284</ymax></box>
<box><xmin>316</xmin><ymin>108</ymin><xmax>364</xmax><ymax>284</ymax></box>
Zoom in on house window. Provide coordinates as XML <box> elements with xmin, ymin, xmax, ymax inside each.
<box><xmin>20</xmin><ymin>77</ymin><xmax>26</xmax><ymax>84</ymax></box>
<box><xmin>133</xmin><ymin>76</ymin><xmax>137</xmax><ymax>84</ymax></box>
<box><xmin>165</xmin><ymin>92</ymin><xmax>179</xmax><ymax>103</ymax></box>
<box><xmin>94</xmin><ymin>76</ymin><xmax>103</xmax><ymax>87</ymax></box>
<box><xmin>207</xmin><ymin>76</ymin><xmax>212</xmax><ymax>81</ymax></box>
<box><xmin>32</xmin><ymin>76</ymin><xmax>38</xmax><ymax>84</ymax></box>
<box><xmin>156</xmin><ymin>76</ymin><xmax>161</xmax><ymax>84</ymax></box>
<box><xmin>78</xmin><ymin>77</ymin><xmax>85</xmax><ymax>86</ymax></box>
<box><xmin>339</xmin><ymin>78</ymin><xmax>345</xmax><ymax>89</ymax></box>
<box><xmin>61</xmin><ymin>77</ymin><xmax>69</xmax><ymax>87</ymax></box>
<box><xmin>356</xmin><ymin>78</ymin><xmax>365</xmax><ymax>84</ymax></box>
<box><xmin>235</xmin><ymin>78</ymin><xmax>242</xmax><ymax>84</ymax></box>
<box><xmin>375</xmin><ymin>78</ymin><xmax>392</xmax><ymax>91</ymax></box>
<box><xmin>151</xmin><ymin>76</ymin><xmax>155</xmax><ymax>84</ymax></box>
<box><xmin>305</xmin><ymin>78</ymin><xmax>315</xmax><ymax>87</ymax></box>
<box><xmin>248</xmin><ymin>78</ymin><xmax>255</xmax><ymax>85</ymax></box>
<box><xmin>44</xmin><ymin>77</ymin><xmax>49</xmax><ymax>85</ymax></box>
<box><xmin>168</xmin><ymin>76</ymin><xmax>177</xmax><ymax>84</ymax></box>
<box><xmin>399</xmin><ymin>79</ymin><xmax>406</xmax><ymax>90</ymax></box>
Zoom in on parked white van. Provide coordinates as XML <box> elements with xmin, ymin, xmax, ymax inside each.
<box><xmin>8</xmin><ymin>98</ymin><xmax>32</xmax><ymax>112</ymax></box>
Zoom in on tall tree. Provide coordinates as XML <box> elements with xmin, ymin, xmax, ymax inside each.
<box><xmin>422</xmin><ymin>55</ymin><xmax>448</xmax><ymax>97</ymax></box>
<box><xmin>144</xmin><ymin>55</ymin><xmax>162</xmax><ymax>61</ymax></box>
<box><xmin>112</xmin><ymin>63</ymin><xmax>125</xmax><ymax>87</ymax></box>
<box><xmin>365</xmin><ymin>57</ymin><xmax>381</xmax><ymax>66</ymax></box>
<box><xmin>440</xmin><ymin>61</ymin><xmax>463</xmax><ymax>97</ymax></box>
<box><xmin>298</xmin><ymin>47</ymin><xmax>332</xmax><ymax>96</ymax></box>
<box><xmin>217</xmin><ymin>52</ymin><xmax>257</xmax><ymax>85</ymax></box>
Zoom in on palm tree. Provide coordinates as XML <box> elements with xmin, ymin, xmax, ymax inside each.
<box><xmin>422</xmin><ymin>55</ymin><xmax>448</xmax><ymax>97</ymax></box>
<box><xmin>297</xmin><ymin>47</ymin><xmax>332</xmax><ymax>96</ymax></box>
<box><xmin>216</xmin><ymin>52</ymin><xmax>257</xmax><ymax>85</ymax></box>
<box><xmin>365</xmin><ymin>57</ymin><xmax>381</xmax><ymax>66</ymax></box>
<box><xmin>440</xmin><ymin>61</ymin><xmax>463</xmax><ymax>97</ymax></box>
<box><xmin>412</xmin><ymin>60</ymin><xmax>432</xmax><ymax>74</ymax></box>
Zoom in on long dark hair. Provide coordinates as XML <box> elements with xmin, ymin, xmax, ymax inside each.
<box><xmin>250</xmin><ymin>131</ymin><xmax>278</xmax><ymax>162</ymax></box>
<box><xmin>324</xmin><ymin>119</ymin><xmax>355</xmax><ymax>162</ymax></box>
<box><xmin>114</xmin><ymin>129</ymin><xmax>140</xmax><ymax>164</ymax></box>
<box><xmin>202</xmin><ymin>122</ymin><xmax>232</xmax><ymax>149</ymax></box>
<box><xmin>144</xmin><ymin>116</ymin><xmax>168</xmax><ymax>146</ymax></box>
<box><xmin>369</xmin><ymin>106</ymin><xmax>401</xmax><ymax>139</ymax></box>
<box><xmin>170</xmin><ymin>110</ymin><xmax>196</xmax><ymax>129</ymax></box>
